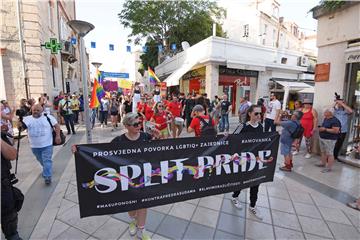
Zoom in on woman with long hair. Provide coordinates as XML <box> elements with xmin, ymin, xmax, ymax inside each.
<box><xmin>231</xmin><ymin>105</ymin><xmax>264</xmax><ymax>220</ymax></box>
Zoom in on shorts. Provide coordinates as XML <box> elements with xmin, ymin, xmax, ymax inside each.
<box><xmin>110</xmin><ymin>111</ymin><xmax>118</xmax><ymax>116</ymax></box>
<box><xmin>281</xmin><ymin>142</ymin><xmax>292</xmax><ymax>156</ymax></box>
<box><xmin>159</xmin><ymin>128</ymin><xmax>169</xmax><ymax>137</ymax></box>
<box><xmin>319</xmin><ymin>138</ymin><xmax>336</xmax><ymax>155</ymax></box>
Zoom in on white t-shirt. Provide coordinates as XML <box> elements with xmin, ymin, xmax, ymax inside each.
<box><xmin>23</xmin><ymin>115</ymin><xmax>57</xmax><ymax>148</ymax></box>
<box><xmin>265</xmin><ymin>99</ymin><xmax>281</xmax><ymax>120</ymax></box>
<box><xmin>59</xmin><ymin>99</ymin><xmax>73</xmax><ymax>114</ymax></box>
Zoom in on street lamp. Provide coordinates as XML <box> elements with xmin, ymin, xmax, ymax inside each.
<box><xmin>68</xmin><ymin>20</ymin><xmax>95</xmax><ymax>143</ymax></box>
<box><xmin>91</xmin><ymin>62</ymin><xmax>102</xmax><ymax>69</ymax></box>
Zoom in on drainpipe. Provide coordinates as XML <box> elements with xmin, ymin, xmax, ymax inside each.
<box><xmin>16</xmin><ymin>0</ymin><xmax>29</xmax><ymax>99</ymax></box>
<box><xmin>56</xmin><ymin>1</ymin><xmax>65</xmax><ymax>92</ymax></box>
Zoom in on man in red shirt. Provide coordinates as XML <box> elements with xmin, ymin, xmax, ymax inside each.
<box><xmin>167</xmin><ymin>95</ymin><xmax>183</xmax><ymax>138</ymax></box>
<box><xmin>188</xmin><ymin>104</ymin><xmax>215</xmax><ymax>137</ymax></box>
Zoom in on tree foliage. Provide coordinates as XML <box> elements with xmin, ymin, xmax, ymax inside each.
<box><xmin>119</xmin><ymin>0</ymin><xmax>226</xmax><ymax>70</ymax></box>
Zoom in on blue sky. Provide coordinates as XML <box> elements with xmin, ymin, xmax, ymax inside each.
<box><xmin>76</xmin><ymin>0</ymin><xmax>320</xmax><ymax>51</ymax></box>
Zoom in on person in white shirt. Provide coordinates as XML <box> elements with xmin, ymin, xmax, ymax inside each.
<box><xmin>21</xmin><ymin>104</ymin><xmax>61</xmax><ymax>184</ymax></box>
<box><xmin>59</xmin><ymin>94</ymin><xmax>75</xmax><ymax>134</ymax></box>
<box><xmin>265</xmin><ymin>93</ymin><xmax>281</xmax><ymax>132</ymax></box>
<box><xmin>100</xmin><ymin>96</ymin><xmax>110</xmax><ymax>128</ymax></box>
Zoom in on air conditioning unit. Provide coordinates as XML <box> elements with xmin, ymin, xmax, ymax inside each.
<box><xmin>61</xmin><ymin>41</ymin><xmax>77</xmax><ymax>63</ymax></box>
<box><xmin>298</xmin><ymin>56</ymin><xmax>309</xmax><ymax>67</ymax></box>
<box><xmin>61</xmin><ymin>41</ymin><xmax>75</xmax><ymax>56</ymax></box>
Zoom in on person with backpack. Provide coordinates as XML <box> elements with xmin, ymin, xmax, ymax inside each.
<box><xmin>275</xmin><ymin>110</ymin><xmax>304</xmax><ymax>172</ymax></box>
<box><xmin>187</xmin><ymin>104</ymin><xmax>216</xmax><ymax>137</ymax></box>
<box><xmin>231</xmin><ymin>105</ymin><xmax>264</xmax><ymax>220</ymax></box>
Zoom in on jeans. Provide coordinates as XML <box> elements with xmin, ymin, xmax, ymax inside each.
<box><xmin>334</xmin><ymin>132</ymin><xmax>347</xmax><ymax>159</ymax></box>
<box><xmin>99</xmin><ymin>111</ymin><xmax>108</xmax><ymax>125</ymax></box>
<box><xmin>90</xmin><ymin>109</ymin><xmax>97</xmax><ymax>128</ymax></box>
<box><xmin>31</xmin><ymin>145</ymin><xmax>53</xmax><ymax>179</ymax></box>
<box><xmin>220</xmin><ymin>114</ymin><xmax>229</xmax><ymax>131</ymax></box>
<box><xmin>233</xmin><ymin>184</ymin><xmax>259</xmax><ymax>208</ymax></box>
<box><xmin>264</xmin><ymin>118</ymin><xmax>276</xmax><ymax>132</ymax></box>
<box><xmin>63</xmin><ymin>114</ymin><xmax>75</xmax><ymax>134</ymax></box>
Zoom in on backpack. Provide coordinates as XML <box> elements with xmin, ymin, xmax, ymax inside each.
<box><xmin>197</xmin><ymin>116</ymin><xmax>217</xmax><ymax>136</ymax></box>
<box><xmin>291</xmin><ymin>121</ymin><xmax>304</xmax><ymax>139</ymax></box>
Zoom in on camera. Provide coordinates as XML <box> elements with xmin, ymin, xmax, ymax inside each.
<box><xmin>334</xmin><ymin>92</ymin><xmax>341</xmax><ymax>101</ymax></box>
<box><xmin>16</xmin><ymin>109</ymin><xmax>26</xmax><ymax>120</ymax></box>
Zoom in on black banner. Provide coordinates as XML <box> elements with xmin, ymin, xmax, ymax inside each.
<box><xmin>75</xmin><ymin>132</ymin><xmax>279</xmax><ymax>218</ymax></box>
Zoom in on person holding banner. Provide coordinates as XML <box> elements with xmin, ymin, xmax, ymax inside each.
<box><xmin>131</xmin><ymin>82</ymin><xmax>142</xmax><ymax>113</ymax></box>
<box><xmin>231</xmin><ymin>105</ymin><xmax>264</xmax><ymax>220</ymax></box>
<box><xmin>112</xmin><ymin>113</ymin><xmax>152</xmax><ymax>240</ymax></box>
<box><xmin>72</xmin><ymin>113</ymin><xmax>153</xmax><ymax>240</ymax></box>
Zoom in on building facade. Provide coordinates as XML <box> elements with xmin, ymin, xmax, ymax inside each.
<box><xmin>0</xmin><ymin>0</ymin><xmax>81</xmax><ymax>106</ymax></box>
<box><xmin>155</xmin><ymin>36</ymin><xmax>313</xmax><ymax>114</ymax></box>
<box><xmin>312</xmin><ymin>2</ymin><xmax>360</xmax><ymax>159</ymax></box>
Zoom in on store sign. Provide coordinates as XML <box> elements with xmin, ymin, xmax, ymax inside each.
<box><xmin>219</xmin><ymin>66</ymin><xmax>258</xmax><ymax>78</ymax></box>
<box><xmin>346</xmin><ymin>53</ymin><xmax>360</xmax><ymax>63</ymax></box>
<box><xmin>182</xmin><ymin>67</ymin><xmax>206</xmax><ymax>80</ymax></box>
<box><xmin>102</xmin><ymin>72</ymin><xmax>129</xmax><ymax>79</ymax></box>
<box><xmin>315</xmin><ymin>63</ymin><xmax>330</xmax><ymax>82</ymax></box>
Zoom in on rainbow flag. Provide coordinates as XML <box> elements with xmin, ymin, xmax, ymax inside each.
<box><xmin>96</xmin><ymin>69</ymin><xmax>103</xmax><ymax>85</ymax></box>
<box><xmin>89</xmin><ymin>79</ymin><xmax>105</xmax><ymax>109</ymax></box>
<box><xmin>148</xmin><ymin>67</ymin><xmax>160</xmax><ymax>85</ymax></box>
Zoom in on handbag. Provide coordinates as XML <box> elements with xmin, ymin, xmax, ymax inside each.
<box><xmin>44</xmin><ymin>114</ymin><xmax>66</xmax><ymax>146</ymax></box>
<box><xmin>12</xmin><ymin>186</ymin><xmax>24</xmax><ymax>212</ymax></box>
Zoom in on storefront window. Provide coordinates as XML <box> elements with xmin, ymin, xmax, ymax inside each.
<box><xmin>344</xmin><ymin>62</ymin><xmax>360</xmax><ymax>158</ymax></box>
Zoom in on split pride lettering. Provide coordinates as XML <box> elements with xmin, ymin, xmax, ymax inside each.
<box><xmin>75</xmin><ymin>133</ymin><xmax>279</xmax><ymax>217</ymax></box>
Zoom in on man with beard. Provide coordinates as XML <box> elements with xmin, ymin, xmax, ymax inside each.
<box><xmin>20</xmin><ymin>104</ymin><xmax>61</xmax><ymax>184</ymax></box>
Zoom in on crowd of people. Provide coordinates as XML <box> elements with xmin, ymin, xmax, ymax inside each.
<box><xmin>1</xmin><ymin>84</ymin><xmax>359</xmax><ymax>240</ymax></box>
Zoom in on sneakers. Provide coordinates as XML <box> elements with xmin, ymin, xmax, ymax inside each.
<box><xmin>279</xmin><ymin>166</ymin><xmax>291</xmax><ymax>172</ymax></box>
<box><xmin>231</xmin><ymin>197</ymin><xmax>242</xmax><ymax>209</ymax></box>
<box><xmin>44</xmin><ymin>178</ymin><xmax>52</xmax><ymax>185</ymax></box>
<box><xmin>128</xmin><ymin>220</ymin><xmax>137</xmax><ymax>236</ymax></box>
<box><xmin>305</xmin><ymin>153</ymin><xmax>312</xmax><ymax>159</ymax></box>
<box><xmin>321</xmin><ymin>168</ymin><xmax>331</xmax><ymax>173</ymax></box>
<box><xmin>292</xmin><ymin>150</ymin><xmax>299</xmax><ymax>155</ymax></box>
<box><xmin>136</xmin><ymin>228</ymin><xmax>151</xmax><ymax>240</ymax></box>
<box><xmin>249</xmin><ymin>206</ymin><xmax>263</xmax><ymax>220</ymax></box>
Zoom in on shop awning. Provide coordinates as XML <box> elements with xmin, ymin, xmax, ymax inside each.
<box><xmin>274</xmin><ymin>81</ymin><xmax>314</xmax><ymax>111</ymax></box>
<box><xmin>274</xmin><ymin>80</ymin><xmax>313</xmax><ymax>90</ymax></box>
<box><xmin>164</xmin><ymin>61</ymin><xmax>198</xmax><ymax>87</ymax></box>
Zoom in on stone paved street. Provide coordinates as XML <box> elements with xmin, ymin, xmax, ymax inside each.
<box><xmin>11</xmin><ymin>117</ymin><xmax>359</xmax><ymax>239</ymax></box>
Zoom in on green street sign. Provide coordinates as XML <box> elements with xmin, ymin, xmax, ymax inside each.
<box><xmin>44</xmin><ymin>38</ymin><xmax>62</xmax><ymax>54</ymax></box>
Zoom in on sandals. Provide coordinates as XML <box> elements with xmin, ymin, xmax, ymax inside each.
<box><xmin>347</xmin><ymin>202</ymin><xmax>360</xmax><ymax>211</ymax></box>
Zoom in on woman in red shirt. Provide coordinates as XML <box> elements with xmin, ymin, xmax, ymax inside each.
<box><xmin>298</xmin><ymin>99</ymin><xmax>318</xmax><ymax>159</ymax></box>
<box><xmin>150</xmin><ymin>102</ymin><xmax>170</xmax><ymax>139</ymax></box>
<box><xmin>167</xmin><ymin>95</ymin><xmax>183</xmax><ymax>138</ymax></box>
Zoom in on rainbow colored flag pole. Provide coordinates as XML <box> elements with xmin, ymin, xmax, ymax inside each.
<box><xmin>148</xmin><ymin>67</ymin><xmax>160</xmax><ymax>85</ymax></box>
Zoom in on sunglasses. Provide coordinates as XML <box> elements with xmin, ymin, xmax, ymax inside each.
<box><xmin>158</xmin><ymin>105</ymin><xmax>164</xmax><ymax>108</ymax></box>
<box><xmin>254</xmin><ymin>112</ymin><xmax>262</xmax><ymax>116</ymax></box>
<box><xmin>129</xmin><ymin>122</ymin><xmax>141</xmax><ymax>127</ymax></box>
